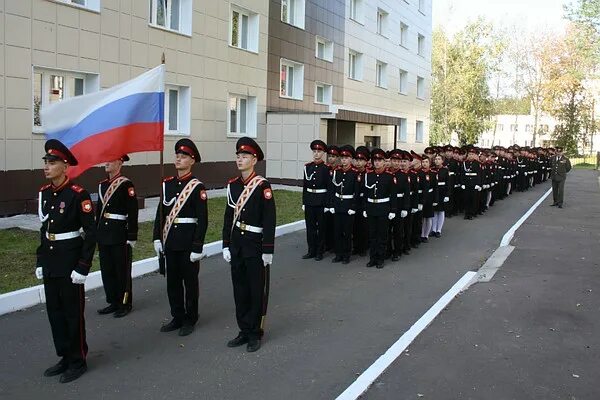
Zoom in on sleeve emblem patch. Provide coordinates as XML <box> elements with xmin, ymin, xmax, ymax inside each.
<box><xmin>128</xmin><ymin>187</ymin><xmax>136</xmax><ymax>197</ymax></box>
<box><xmin>200</xmin><ymin>190</ymin><xmax>208</xmax><ymax>200</ymax></box>
<box><xmin>81</xmin><ymin>199</ymin><xmax>93</xmax><ymax>213</ymax></box>
<box><xmin>263</xmin><ymin>188</ymin><xmax>273</xmax><ymax>200</ymax></box>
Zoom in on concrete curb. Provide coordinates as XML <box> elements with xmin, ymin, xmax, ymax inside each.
<box><xmin>0</xmin><ymin>220</ymin><xmax>305</xmax><ymax>316</ymax></box>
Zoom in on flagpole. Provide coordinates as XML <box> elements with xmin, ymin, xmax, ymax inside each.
<box><xmin>159</xmin><ymin>53</ymin><xmax>166</xmax><ymax>275</ymax></box>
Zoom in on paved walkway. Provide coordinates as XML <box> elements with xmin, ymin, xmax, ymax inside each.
<box><xmin>365</xmin><ymin>169</ymin><xmax>600</xmax><ymax>400</ymax></box>
<box><xmin>0</xmin><ymin>172</ymin><xmax>559</xmax><ymax>399</ymax></box>
<box><xmin>0</xmin><ymin>184</ymin><xmax>302</xmax><ymax>231</ymax></box>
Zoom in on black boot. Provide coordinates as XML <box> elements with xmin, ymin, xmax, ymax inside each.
<box><xmin>227</xmin><ymin>334</ymin><xmax>249</xmax><ymax>348</ymax></box>
<box><xmin>97</xmin><ymin>304</ymin><xmax>118</xmax><ymax>315</ymax></box>
<box><xmin>247</xmin><ymin>338</ymin><xmax>261</xmax><ymax>352</ymax></box>
<box><xmin>44</xmin><ymin>358</ymin><xmax>68</xmax><ymax>377</ymax></box>
<box><xmin>59</xmin><ymin>363</ymin><xmax>87</xmax><ymax>383</ymax></box>
<box><xmin>113</xmin><ymin>305</ymin><xmax>132</xmax><ymax>318</ymax></box>
<box><xmin>160</xmin><ymin>318</ymin><xmax>182</xmax><ymax>332</ymax></box>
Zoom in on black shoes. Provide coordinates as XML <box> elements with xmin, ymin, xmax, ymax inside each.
<box><xmin>113</xmin><ymin>306</ymin><xmax>131</xmax><ymax>318</ymax></box>
<box><xmin>550</xmin><ymin>203</ymin><xmax>557</xmax><ymax>207</ymax></box>
<box><xmin>558</xmin><ymin>204</ymin><xmax>563</xmax><ymax>208</ymax></box>
<box><xmin>420</xmin><ymin>237</ymin><xmax>428</xmax><ymax>243</ymax></box>
<box><xmin>160</xmin><ymin>319</ymin><xmax>182</xmax><ymax>332</ymax></box>
<box><xmin>178</xmin><ymin>323</ymin><xmax>195</xmax><ymax>337</ymax></box>
<box><xmin>44</xmin><ymin>358</ymin><xmax>68</xmax><ymax>377</ymax></box>
<box><xmin>376</xmin><ymin>263</ymin><xmax>384</xmax><ymax>269</ymax></box>
<box><xmin>332</xmin><ymin>256</ymin><xmax>343</xmax><ymax>263</ymax></box>
<box><xmin>247</xmin><ymin>339</ymin><xmax>261</xmax><ymax>352</ymax></box>
<box><xmin>434</xmin><ymin>232</ymin><xmax>441</xmax><ymax>238</ymax></box>
<box><xmin>302</xmin><ymin>253</ymin><xmax>315</xmax><ymax>259</ymax></box>
<box><xmin>391</xmin><ymin>254</ymin><xmax>399</xmax><ymax>262</ymax></box>
<box><xmin>314</xmin><ymin>254</ymin><xmax>324</xmax><ymax>261</ymax></box>
<box><xmin>59</xmin><ymin>363</ymin><xmax>87</xmax><ymax>383</ymax></box>
<box><xmin>341</xmin><ymin>258</ymin><xmax>350</xmax><ymax>265</ymax></box>
<box><xmin>97</xmin><ymin>304</ymin><xmax>118</xmax><ymax>315</ymax></box>
<box><xmin>366</xmin><ymin>260</ymin><xmax>377</xmax><ymax>268</ymax></box>
<box><xmin>227</xmin><ymin>334</ymin><xmax>249</xmax><ymax>348</ymax></box>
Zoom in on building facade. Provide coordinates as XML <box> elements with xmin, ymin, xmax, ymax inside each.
<box><xmin>477</xmin><ymin>114</ymin><xmax>558</xmax><ymax>149</ymax></box>
<box><xmin>0</xmin><ymin>0</ymin><xmax>432</xmax><ymax>214</ymax></box>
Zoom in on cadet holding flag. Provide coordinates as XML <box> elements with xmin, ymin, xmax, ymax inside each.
<box><xmin>223</xmin><ymin>137</ymin><xmax>276</xmax><ymax>353</ymax></box>
<box><xmin>35</xmin><ymin>140</ymin><xmax>96</xmax><ymax>383</ymax></box>
<box><xmin>153</xmin><ymin>139</ymin><xmax>208</xmax><ymax>337</ymax></box>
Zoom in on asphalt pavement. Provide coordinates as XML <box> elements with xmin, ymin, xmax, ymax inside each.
<box><xmin>0</xmin><ymin>174</ymin><xmax>574</xmax><ymax>400</ymax></box>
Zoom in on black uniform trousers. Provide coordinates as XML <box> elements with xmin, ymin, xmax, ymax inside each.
<box><xmin>325</xmin><ymin>212</ymin><xmax>335</xmax><ymax>252</ymax></box>
<box><xmin>165</xmin><ymin>250</ymin><xmax>199</xmax><ymax>325</ymax></box>
<box><xmin>353</xmin><ymin>213</ymin><xmax>369</xmax><ymax>255</ymax></box>
<box><xmin>230</xmin><ymin>256</ymin><xmax>269</xmax><ymax>340</ymax></box>
<box><xmin>304</xmin><ymin>206</ymin><xmax>325</xmax><ymax>256</ymax></box>
<box><xmin>389</xmin><ymin>216</ymin><xmax>405</xmax><ymax>256</ymax></box>
<box><xmin>402</xmin><ymin>214</ymin><xmax>413</xmax><ymax>252</ymax></box>
<box><xmin>411</xmin><ymin>211</ymin><xmax>423</xmax><ymax>245</ymax></box>
<box><xmin>464</xmin><ymin>188</ymin><xmax>479</xmax><ymax>218</ymax></box>
<box><xmin>334</xmin><ymin>213</ymin><xmax>354</xmax><ymax>259</ymax></box>
<box><xmin>368</xmin><ymin>216</ymin><xmax>389</xmax><ymax>264</ymax></box>
<box><xmin>44</xmin><ymin>277</ymin><xmax>87</xmax><ymax>368</ymax></box>
<box><xmin>99</xmin><ymin>243</ymin><xmax>133</xmax><ymax>308</ymax></box>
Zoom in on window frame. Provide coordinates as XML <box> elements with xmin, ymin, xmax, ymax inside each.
<box><xmin>348</xmin><ymin>50</ymin><xmax>363</xmax><ymax>81</ymax></box>
<box><xmin>227</xmin><ymin>93</ymin><xmax>257</xmax><ymax>138</ymax></box>
<box><xmin>377</xmin><ymin>8</ymin><xmax>389</xmax><ymax>37</ymax></box>
<box><xmin>51</xmin><ymin>0</ymin><xmax>101</xmax><ymax>12</ymax></box>
<box><xmin>230</xmin><ymin>4</ymin><xmax>260</xmax><ymax>53</ymax></box>
<box><xmin>164</xmin><ymin>83</ymin><xmax>191</xmax><ymax>136</ymax></box>
<box><xmin>314</xmin><ymin>82</ymin><xmax>333</xmax><ymax>105</ymax></box>
<box><xmin>398</xmin><ymin>69</ymin><xmax>408</xmax><ymax>95</ymax></box>
<box><xmin>280</xmin><ymin>58</ymin><xmax>305</xmax><ymax>100</ymax></box>
<box><xmin>149</xmin><ymin>0</ymin><xmax>192</xmax><ymax>36</ymax></box>
<box><xmin>416</xmin><ymin>76</ymin><xmax>425</xmax><ymax>99</ymax></box>
<box><xmin>32</xmin><ymin>66</ymin><xmax>100</xmax><ymax>134</ymax></box>
<box><xmin>400</xmin><ymin>22</ymin><xmax>409</xmax><ymax>48</ymax></box>
<box><xmin>349</xmin><ymin>0</ymin><xmax>365</xmax><ymax>25</ymax></box>
<box><xmin>281</xmin><ymin>0</ymin><xmax>306</xmax><ymax>30</ymax></box>
<box><xmin>417</xmin><ymin>33</ymin><xmax>426</xmax><ymax>56</ymax></box>
<box><xmin>416</xmin><ymin>120</ymin><xmax>424</xmax><ymax>143</ymax></box>
<box><xmin>399</xmin><ymin>118</ymin><xmax>408</xmax><ymax>143</ymax></box>
<box><xmin>315</xmin><ymin>36</ymin><xmax>334</xmax><ymax>63</ymax></box>
<box><xmin>376</xmin><ymin>60</ymin><xmax>388</xmax><ymax>89</ymax></box>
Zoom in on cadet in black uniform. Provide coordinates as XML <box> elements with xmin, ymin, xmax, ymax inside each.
<box><xmin>302</xmin><ymin>140</ymin><xmax>329</xmax><ymax>261</ymax></box>
<box><xmin>222</xmin><ymin>137</ymin><xmax>276</xmax><ymax>353</ymax></box>
<box><xmin>388</xmin><ymin>149</ymin><xmax>411</xmax><ymax>261</ymax></box>
<box><xmin>96</xmin><ymin>155</ymin><xmax>138</xmax><ymax>318</ymax></box>
<box><xmin>324</xmin><ymin>145</ymin><xmax>339</xmax><ymax>253</ymax></box>
<box><xmin>410</xmin><ymin>152</ymin><xmax>424</xmax><ymax>247</ymax></box>
<box><xmin>461</xmin><ymin>147</ymin><xmax>482</xmax><ymax>220</ymax></box>
<box><xmin>431</xmin><ymin>153</ymin><xmax>450</xmax><ymax>237</ymax></box>
<box><xmin>363</xmin><ymin>148</ymin><xmax>397</xmax><ymax>269</ymax></box>
<box><xmin>420</xmin><ymin>156</ymin><xmax>438</xmax><ymax>242</ymax></box>
<box><xmin>153</xmin><ymin>139</ymin><xmax>208</xmax><ymax>337</ymax></box>
<box><xmin>352</xmin><ymin>146</ymin><xmax>370</xmax><ymax>257</ymax></box>
<box><xmin>399</xmin><ymin>151</ymin><xmax>416</xmax><ymax>254</ymax></box>
<box><xmin>330</xmin><ymin>145</ymin><xmax>360</xmax><ymax>264</ymax></box>
<box><xmin>35</xmin><ymin>140</ymin><xmax>96</xmax><ymax>383</ymax></box>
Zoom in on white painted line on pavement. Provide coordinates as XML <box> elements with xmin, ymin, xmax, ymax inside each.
<box><xmin>335</xmin><ymin>271</ymin><xmax>477</xmax><ymax>400</ymax></box>
<box><xmin>500</xmin><ymin>188</ymin><xmax>551</xmax><ymax>247</ymax></box>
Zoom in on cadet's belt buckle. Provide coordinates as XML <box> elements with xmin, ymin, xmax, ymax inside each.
<box><xmin>104</xmin><ymin>212</ymin><xmax>111</xmax><ymax>218</ymax></box>
<box><xmin>48</xmin><ymin>233</ymin><xmax>56</xmax><ymax>241</ymax></box>
<box><xmin>239</xmin><ymin>223</ymin><xmax>247</xmax><ymax>231</ymax></box>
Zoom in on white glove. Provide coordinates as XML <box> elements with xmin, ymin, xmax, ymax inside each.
<box><xmin>329</xmin><ymin>208</ymin><xmax>335</xmax><ymax>213</ymax></box>
<box><xmin>153</xmin><ymin>240</ymin><xmax>163</xmax><ymax>255</ymax></box>
<box><xmin>127</xmin><ymin>240</ymin><xmax>136</xmax><ymax>248</ymax></box>
<box><xmin>190</xmin><ymin>252</ymin><xmax>205</xmax><ymax>262</ymax></box>
<box><xmin>401</xmin><ymin>210</ymin><xmax>408</xmax><ymax>218</ymax></box>
<box><xmin>418</xmin><ymin>204</ymin><xmax>423</xmax><ymax>211</ymax></box>
<box><xmin>433</xmin><ymin>203</ymin><xmax>438</xmax><ymax>207</ymax></box>
<box><xmin>461</xmin><ymin>185</ymin><xmax>466</xmax><ymax>189</ymax></box>
<box><xmin>222</xmin><ymin>247</ymin><xmax>231</xmax><ymax>263</ymax></box>
<box><xmin>484</xmin><ymin>184</ymin><xmax>489</xmax><ymax>189</ymax></box>
<box><xmin>411</xmin><ymin>208</ymin><xmax>418</xmax><ymax>214</ymax></box>
<box><xmin>70</xmin><ymin>270</ymin><xmax>87</xmax><ymax>285</ymax></box>
<box><xmin>302</xmin><ymin>205</ymin><xmax>305</xmax><ymax>211</ymax></box>
<box><xmin>443</xmin><ymin>197</ymin><xmax>449</xmax><ymax>202</ymax></box>
<box><xmin>363</xmin><ymin>211</ymin><xmax>367</xmax><ymax>218</ymax></box>
<box><xmin>475</xmin><ymin>185</ymin><xmax>482</xmax><ymax>191</ymax></box>
<box><xmin>388</xmin><ymin>213</ymin><xmax>396</xmax><ymax>220</ymax></box>
<box><xmin>348</xmin><ymin>209</ymin><xmax>356</xmax><ymax>215</ymax></box>
<box><xmin>35</xmin><ymin>267</ymin><xmax>43</xmax><ymax>280</ymax></box>
<box><xmin>262</xmin><ymin>253</ymin><xmax>273</xmax><ymax>266</ymax></box>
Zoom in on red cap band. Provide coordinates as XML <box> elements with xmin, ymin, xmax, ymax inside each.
<box><xmin>179</xmin><ymin>145</ymin><xmax>195</xmax><ymax>158</ymax></box>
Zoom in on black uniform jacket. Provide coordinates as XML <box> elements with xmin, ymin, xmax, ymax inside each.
<box><xmin>96</xmin><ymin>174</ymin><xmax>139</xmax><ymax>245</ymax></box>
<box><xmin>222</xmin><ymin>171</ymin><xmax>276</xmax><ymax>258</ymax></box>
<box><xmin>153</xmin><ymin>173</ymin><xmax>208</xmax><ymax>253</ymax></box>
<box><xmin>303</xmin><ymin>161</ymin><xmax>331</xmax><ymax>207</ymax></box>
<box><xmin>36</xmin><ymin>178</ymin><xmax>97</xmax><ymax>277</ymax></box>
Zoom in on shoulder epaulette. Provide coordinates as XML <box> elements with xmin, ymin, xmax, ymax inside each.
<box><xmin>71</xmin><ymin>184</ymin><xmax>84</xmax><ymax>193</ymax></box>
<box><xmin>305</xmin><ymin>161</ymin><xmax>313</xmax><ymax>166</ymax></box>
<box><xmin>163</xmin><ymin>176</ymin><xmax>175</xmax><ymax>182</ymax></box>
<box><xmin>227</xmin><ymin>176</ymin><xmax>239</xmax><ymax>184</ymax></box>
<box><xmin>39</xmin><ymin>183</ymin><xmax>51</xmax><ymax>191</ymax></box>
<box><xmin>99</xmin><ymin>178</ymin><xmax>109</xmax><ymax>184</ymax></box>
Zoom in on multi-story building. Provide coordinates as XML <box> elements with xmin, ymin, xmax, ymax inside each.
<box><xmin>477</xmin><ymin>114</ymin><xmax>558</xmax><ymax>148</ymax></box>
<box><xmin>0</xmin><ymin>0</ymin><xmax>431</xmax><ymax>214</ymax></box>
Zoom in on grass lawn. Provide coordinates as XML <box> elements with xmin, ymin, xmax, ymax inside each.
<box><xmin>572</xmin><ymin>162</ymin><xmax>596</xmax><ymax>170</ymax></box>
<box><xmin>0</xmin><ymin>190</ymin><xmax>302</xmax><ymax>294</ymax></box>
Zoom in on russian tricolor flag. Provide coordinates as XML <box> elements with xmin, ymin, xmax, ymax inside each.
<box><xmin>41</xmin><ymin>65</ymin><xmax>165</xmax><ymax>178</ymax></box>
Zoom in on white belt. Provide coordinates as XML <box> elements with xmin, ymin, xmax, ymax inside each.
<box><xmin>306</xmin><ymin>188</ymin><xmax>327</xmax><ymax>194</ymax></box>
<box><xmin>428</xmin><ymin>188</ymin><xmax>433</xmax><ymax>193</ymax></box>
<box><xmin>174</xmin><ymin>218</ymin><xmax>198</xmax><ymax>224</ymax></box>
<box><xmin>103</xmin><ymin>212</ymin><xmax>127</xmax><ymax>220</ymax></box>
<box><xmin>235</xmin><ymin>221</ymin><xmax>263</xmax><ymax>233</ymax></box>
<box><xmin>448</xmin><ymin>172</ymin><xmax>455</xmax><ymax>175</ymax></box>
<box><xmin>465</xmin><ymin>173</ymin><xmax>477</xmax><ymax>176</ymax></box>
<box><xmin>46</xmin><ymin>231</ymin><xmax>81</xmax><ymax>241</ymax></box>
<box><xmin>368</xmin><ymin>197</ymin><xmax>390</xmax><ymax>203</ymax></box>
<box><xmin>438</xmin><ymin>182</ymin><xmax>446</xmax><ymax>186</ymax></box>
<box><xmin>410</xmin><ymin>191</ymin><xmax>414</xmax><ymax>195</ymax></box>
<box><xmin>397</xmin><ymin>193</ymin><xmax>404</xmax><ymax>198</ymax></box>
<box><xmin>335</xmin><ymin>193</ymin><xmax>354</xmax><ymax>199</ymax></box>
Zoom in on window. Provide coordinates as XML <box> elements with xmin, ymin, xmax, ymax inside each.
<box><xmin>281</xmin><ymin>0</ymin><xmax>306</xmax><ymax>29</ymax></box>
<box><xmin>416</xmin><ymin>121</ymin><xmax>424</xmax><ymax>143</ymax></box>
<box><xmin>364</xmin><ymin>135</ymin><xmax>380</xmax><ymax>149</ymax></box>
<box><xmin>350</xmin><ymin>0</ymin><xmax>364</xmax><ymax>24</ymax></box>
<box><xmin>399</xmin><ymin>118</ymin><xmax>407</xmax><ymax>142</ymax></box>
<box><xmin>419</xmin><ymin>0</ymin><xmax>426</xmax><ymax>13</ymax></box>
<box><xmin>400</xmin><ymin>22</ymin><xmax>409</xmax><ymax>47</ymax></box>
<box><xmin>348</xmin><ymin>50</ymin><xmax>363</xmax><ymax>81</ymax></box>
<box><xmin>510</xmin><ymin>124</ymin><xmax>518</xmax><ymax>132</ymax></box>
<box><xmin>230</xmin><ymin>5</ymin><xmax>259</xmax><ymax>53</ymax></box>
<box><xmin>33</xmin><ymin>67</ymin><xmax>99</xmax><ymax>132</ymax></box>
<box><xmin>164</xmin><ymin>84</ymin><xmax>191</xmax><ymax>135</ymax></box>
<box><xmin>315</xmin><ymin>36</ymin><xmax>334</xmax><ymax>62</ymax></box>
<box><xmin>228</xmin><ymin>94</ymin><xmax>257</xmax><ymax>137</ymax></box>
<box><xmin>149</xmin><ymin>0</ymin><xmax>193</xmax><ymax>35</ymax></box>
<box><xmin>524</xmin><ymin>140</ymin><xmax>528</xmax><ymax>146</ymax></box>
<box><xmin>399</xmin><ymin>69</ymin><xmax>408</xmax><ymax>94</ymax></box>
<box><xmin>497</xmin><ymin>124</ymin><xmax>504</xmax><ymax>131</ymax></box>
<box><xmin>376</xmin><ymin>61</ymin><xmax>388</xmax><ymax>89</ymax></box>
<box><xmin>377</xmin><ymin>8</ymin><xmax>389</xmax><ymax>37</ymax></box>
<box><xmin>55</xmin><ymin>0</ymin><xmax>100</xmax><ymax>11</ymax></box>
<box><xmin>314</xmin><ymin>82</ymin><xmax>332</xmax><ymax>105</ymax></box>
<box><xmin>417</xmin><ymin>76</ymin><xmax>425</xmax><ymax>99</ymax></box>
<box><xmin>418</xmin><ymin>34</ymin><xmax>426</xmax><ymax>56</ymax></box>
<box><xmin>280</xmin><ymin>59</ymin><xmax>304</xmax><ymax>100</ymax></box>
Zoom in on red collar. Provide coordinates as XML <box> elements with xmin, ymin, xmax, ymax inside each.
<box><xmin>52</xmin><ymin>177</ymin><xmax>70</xmax><ymax>192</ymax></box>
<box><xmin>242</xmin><ymin>170</ymin><xmax>257</xmax><ymax>185</ymax></box>
<box><xmin>109</xmin><ymin>173</ymin><xmax>122</xmax><ymax>183</ymax></box>
<box><xmin>374</xmin><ymin>168</ymin><xmax>386</xmax><ymax>174</ymax></box>
<box><xmin>177</xmin><ymin>172</ymin><xmax>192</xmax><ymax>181</ymax></box>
